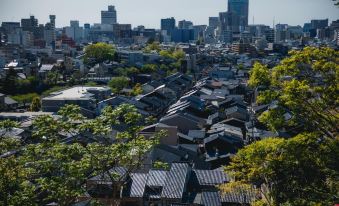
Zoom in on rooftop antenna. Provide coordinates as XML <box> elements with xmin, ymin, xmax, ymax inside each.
<box><xmin>273</xmin><ymin>17</ymin><xmax>275</xmax><ymax>29</ymax></box>
<box><xmin>253</xmin><ymin>16</ymin><xmax>254</xmax><ymax>25</ymax></box>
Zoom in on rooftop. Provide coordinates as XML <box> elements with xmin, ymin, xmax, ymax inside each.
<box><xmin>43</xmin><ymin>86</ymin><xmax>110</xmax><ymax>100</ymax></box>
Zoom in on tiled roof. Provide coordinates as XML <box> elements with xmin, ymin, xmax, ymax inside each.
<box><xmin>194</xmin><ymin>169</ymin><xmax>229</xmax><ymax>186</ymax></box>
<box><xmin>89</xmin><ymin>167</ymin><xmax>127</xmax><ymax>183</ymax></box>
<box><xmin>146</xmin><ymin>170</ymin><xmax>168</xmax><ymax>187</ymax></box>
<box><xmin>220</xmin><ymin>189</ymin><xmax>257</xmax><ymax>204</ymax></box>
<box><xmin>161</xmin><ymin>163</ymin><xmax>190</xmax><ymax>199</ymax></box>
<box><xmin>129</xmin><ymin>173</ymin><xmax>148</xmax><ymax>198</ymax></box>
<box><xmin>202</xmin><ymin>191</ymin><xmax>222</xmax><ymax>206</ymax></box>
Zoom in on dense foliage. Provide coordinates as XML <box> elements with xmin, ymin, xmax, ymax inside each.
<box><xmin>84</xmin><ymin>42</ymin><xmax>116</xmax><ymax>64</ymax></box>
<box><xmin>0</xmin><ymin>104</ymin><xmax>163</xmax><ymax>205</ymax></box>
<box><xmin>223</xmin><ymin>47</ymin><xmax>339</xmax><ymax>206</ymax></box>
<box><xmin>249</xmin><ymin>47</ymin><xmax>339</xmax><ymax>138</ymax></box>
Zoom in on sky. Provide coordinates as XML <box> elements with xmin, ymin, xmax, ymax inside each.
<box><xmin>0</xmin><ymin>0</ymin><xmax>338</xmax><ymax>28</ymax></box>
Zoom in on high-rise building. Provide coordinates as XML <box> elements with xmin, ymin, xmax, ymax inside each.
<box><xmin>49</xmin><ymin>15</ymin><xmax>56</xmax><ymax>29</ymax></box>
<box><xmin>178</xmin><ymin>20</ymin><xmax>193</xmax><ymax>29</ymax></box>
<box><xmin>219</xmin><ymin>11</ymin><xmax>240</xmax><ymax>34</ymax></box>
<box><xmin>209</xmin><ymin>17</ymin><xmax>220</xmax><ymax>28</ymax></box>
<box><xmin>113</xmin><ymin>24</ymin><xmax>132</xmax><ymax>40</ymax></box>
<box><xmin>65</xmin><ymin>20</ymin><xmax>84</xmax><ymax>43</ymax></box>
<box><xmin>21</xmin><ymin>16</ymin><xmax>38</xmax><ymax>31</ymax></box>
<box><xmin>1</xmin><ymin>22</ymin><xmax>20</xmax><ymax>34</ymax></box>
<box><xmin>264</xmin><ymin>28</ymin><xmax>275</xmax><ymax>43</ymax></box>
<box><xmin>44</xmin><ymin>15</ymin><xmax>56</xmax><ymax>48</ymax></box>
<box><xmin>311</xmin><ymin>19</ymin><xmax>328</xmax><ymax>30</ymax></box>
<box><xmin>171</xmin><ymin>28</ymin><xmax>195</xmax><ymax>43</ymax></box>
<box><xmin>101</xmin><ymin>5</ymin><xmax>117</xmax><ymax>25</ymax></box>
<box><xmin>161</xmin><ymin>17</ymin><xmax>176</xmax><ymax>33</ymax></box>
<box><xmin>70</xmin><ymin>20</ymin><xmax>80</xmax><ymax>28</ymax></box>
<box><xmin>228</xmin><ymin>0</ymin><xmax>249</xmax><ymax>28</ymax></box>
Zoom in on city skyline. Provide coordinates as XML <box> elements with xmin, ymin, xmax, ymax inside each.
<box><xmin>0</xmin><ymin>0</ymin><xmax>338</xmax><ymax>28</ymax></box>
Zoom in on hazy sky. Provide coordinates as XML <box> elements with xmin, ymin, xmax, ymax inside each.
<box><xmin>0</xmin><ymin>0</ymin><xmax>338</xmax><ymax>28</ymax></box>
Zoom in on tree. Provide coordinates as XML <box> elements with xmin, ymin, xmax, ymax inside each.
<box><xmin>11</xmin><ymin>93</ymin><xmax>39</xmax><ymax>107</ymax></box>
<box><xmin>84</xmin><ymin>43</ymin><xmax>115</xmax><ymax>64</ymax></box>
<box><xmin>172</xmin><ymin>49</ymin><xmax>186</xmax><ymax>61</ymax></box>
<box><xmin>141</xmin><ymin>64</ymin><xmax>157</xmax><ymax>74</ymax></box>
<box><xmin>248</xmin><ymin>62</ymin><xmax>271</xmax><ymax>88</ymax></box>
<box><xmin>131</xmin><ymin>83</ymin><xmax>143</xmax><ymax>96</ymax></box>
<box><xmin>159</xmin><ymin>50</ymin><xmax>173</xmax><ymax>59</ymax></box>
<box><xmin>249</xmin><ymin>47</ymin><xmax>339</xmax><ymax>138</ymax></box>
<box><xmin>0</xmin><ymin>104</ymin><xmax>164</xmax><ymax>205</ymax></box>
<box><xmin>126</xmin><ymin>67</ymin><xmax>140</xmax><ymax>76</ymax></box>
<box><xmin>30</xmin><ymin>97</ymin><xmax>41</xmax><ymax>112</ymax></box>
<box><xmin>0</xmin><ymin>119</ymin><xmax>19</xmax><ymax>138</ymax></box>
<box><xmin>144</xmin><ymin>41</ymin><xmax>161</xmax><ymax>53</ymax></box>
<box><xmin>85</xmin><ymin>81</ymin><xmax>98</xmax><ymax>86</ymax></box>
<box><xmin>44</xmin><ymin>71</ymin><xmax>60</xmax><ymax>86</ymax></box>
<box><xmin>223</xmin><ymin>133</ymin><xmax>339</xmax><ymax>206</ymax></box>
<box><xmin>0</xmin><ymin>67</ymin><xmax>17</xmax><ymax>94</ymax></box>
<box><xmin>108</xmin><ymin>77</ymin><xmax>130</xmax><ymax>94</ymax></box>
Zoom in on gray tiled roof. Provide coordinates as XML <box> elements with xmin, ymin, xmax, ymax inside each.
<box><xmin>194</xmin><ymin>169</ymin><xmax>229</xmax><ymax>186</ymax></box>
<box><xmin>146</xmin><ymin>170</ymin><xmax>168</xmax><ymax>187</ymax></box>
<box><xmin>220</xmin><ymin>189</ymin><xmax>257</xmax><ymax>204</ymax></box>
<box><xmin>89</xmin><ymin>167</ymin><xmax>127</xmax><ymax>183</ymax></box>
<box><xmin>202</xmin><ymin>191</ymin><xmax>222</xmax><ymax>206</ymax></box>
<box><xmin>161</xmin><ymin>163</ymin><xmax>190</xmax><ymax>199</ymax></box>
<box><xmin>129</xmin><ymin>173</ymin><xmax>148</xmax><ymax>198</ymax></box>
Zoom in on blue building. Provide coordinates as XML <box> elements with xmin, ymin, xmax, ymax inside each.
<box><xmin>171</xmin><ymin>29</ymin><xmax>195</xmax><ymax>43</ymax></box>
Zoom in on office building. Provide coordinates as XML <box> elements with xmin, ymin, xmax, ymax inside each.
<box><xmin>1</xmin><ymin>22</ymin><xmax>20</xmax><ymax>34</ymax></box>
<box><xmin>113</xmin><ymin>24</ymin><xmax>132</xmax><ymax>40</ymax></box>
<box><xmin>21</xmin><ymin>16</ymin><xmax>38</xmax><ymax>31</ymax></box>
<box><xmin>209</xmin><ymin>17</ymin><xmax>220</xmax><ymax>28</ymax></box>
<box><xmin>228</xmin><ymin>0</ymin><xmax>249</xmax><ymax>28</ymax></box>
<box><xmin>101</xmin><ymin>5</ymin><xmax>117</xmax><ymax>25</ymax></box>
<box><xmin>44</xmin><ymin>15</ymin><xmax>56</xmax><ymax>47</ymax></box>
<box><xmin>178</xmin><ymin>20</ymin><xmax>193</xmax><ymax>29</ymax></box>
<box><xmin>161</xmin><ymin>17</ymin><xmax>176</xmax><ymax>33</ymax></box>
<box><xmin>65</xmin><ymin>20</ymin><xmax>84</xmax><ymax>43</ymax></box>
<box><xmin>193</xmin><ymin>25</ymin><xmax>207</xmax><ymax>40</ymax></box>
<box><xmin>264</xmin><ymin>28</ymin><xmax>275</xmax><ymax>43</ymax></box>
<box><xmin>49</xmin><ymin>15</ymin><xmax>56</xmax><ymax>29</ymax></box>
<box><xmin>171</xmin><ymin>28</ymin><xmax>195</xmax><ymax>43</ymax></box>
<box><xmin>219</xmin><ymin>11</ymin><xmax>240</xmax><ymax>37</ymax></box>
<box><xmin>311</xmin><ymin>19</ymin><xmax>328</xmax><ymax>30</ymax></box>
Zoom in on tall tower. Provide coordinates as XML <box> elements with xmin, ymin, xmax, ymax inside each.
<box><xmin>101</xmin><ymin>5</ymin><xmax>117</xmax><ymax>25</ymax></box>
<box><xmin>228</xmin><ymin>0</ymin><xmax>249</xmax><ymax>27</ymax></box>
<box><xmin>49</xmin><ymin>15</ymin><xmax>56</xmax><ymax>29</ymax></box>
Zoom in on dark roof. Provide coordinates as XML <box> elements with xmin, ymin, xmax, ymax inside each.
<box><xmin>88</xmin><ymin>167</ymin><xmax>127</xmax><ymax>183</ymax></box>
<box><xmin>202</xmin><ymin>191</ymin><xmax>222</xmax><ymax>206</ymax></box>
<box><xmin>161</xmin><ymin>163</ymin><xmax>190</xmax><ymax>199</ymax></box>
<box><xmin>194</xmin><ymin>169</ymin><xmax>229</xmax><ymax>186</ymax></box>
<box><xmin>4</xmin><ymin>96</ymin><xmax>17</xmax><ymax>105</ymax></box>
<box><xmin>129</xmin><ymin>173</ymin><xmax>148</xmax><ymax>198</ymax></box>
<box><xmin>146</xmin><ymin>170</ymin><xmax>168</xmax><ymax>187</ymax></box>
<box><xmin>204</xmin><ymin>133</ymin><xmax>243</xmax><ymax>145</ymax></box>
<box><xmin>220</xmin><ymin>189</ymin><xmax>257</xmax><ymax>204</ymax></box>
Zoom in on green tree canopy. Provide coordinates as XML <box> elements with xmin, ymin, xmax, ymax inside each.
<box><xmin>141</xmin><ymin>64</ymin><xmax>157</xmax><ymax>74</ymax></box>
<box><xmin>30</xmin><ymin>97</ymin><xmax>41</xmax><ymax>112</ymax></box>
<box><xmin>108</xmin><ymin>76</ymin><xmax>130</xmax><ymax>94</ymax></box>
<box><xmin>224</xmin><ymin>133</ymin><xmax>339</xmax><ymax>206</ymax></box>
<box><xmin>84</xmin><ymin>43</ymin><xmax>115</xmax><ymax>64</ymax></box>
<box><xmin>144</xmin><ymin>41</ymin><xmax>161</xmax><ymax>53</ymax></box>
<box><xmin>0</xmin><ymin>104</ymin><xmax>164</xmax><ymax>205</ymax></box>
<box><xmin>11</xmin><ymin>93</ymin><xmax>39</xmax><ymax>107</ymax></box>
<box><xmin>131</xmin><ymin>83</ymin><xmax>143</xmax><ymax>96</ymax></box>
<box><xmin>249</xmin><ymin>47</ymin><xmax>339</xmax><ymax>138</ymax></box>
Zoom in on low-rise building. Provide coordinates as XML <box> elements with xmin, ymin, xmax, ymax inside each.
<box><xmin>41</xmin><ymin>86</ymin><xmax>111</xmax><ymax>117</ymax></box>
